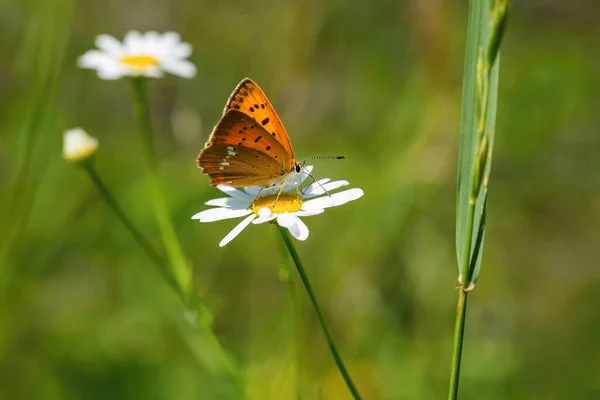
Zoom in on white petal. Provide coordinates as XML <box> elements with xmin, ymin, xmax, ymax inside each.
<box><xmin>139</xmin><ymin>66</ymin><xmax>164</xmax><ymax>78</ymax></box>
<box><xmin>96</xmin><ymin>64</ymin><xmax>128</xmax><ymax>80</ymax></box>
<box><xmin>144</xmin><ymin>31</ymin><xmax>161</xmax><ymax>45</ymax></box>
<box><xmin>124</xmin><ymin>30</ymin><xmax>144</xmax><ymax>52</ymax></box>
<box><xmin>301</xmin><ymin>188</ymin><xmax>364</xmax><ymax>211</ymax></box>
<box><xmin>244</xmin><ymin>186</ymin><xmax>263</xmax><ymax>197</ymax></box>
<box><xmin>77</xmin><ymin>50</ymin><xmax>115</xmax><ymax>69</ymax></box>
<box><xmin>204</xmin><ymin>197</ymin><xmax>249</xmax><ymax>209</ymax></box>
<box><xmin>256</xmin><ymin>186</ymin><xmax>279</xmax><ymax>196</ymax></box>
<box><xmin>278</xmin><ymin>214</ymin><xmax>309</xmax><ymax>241</ymax></box>
<box><xmin>276</xmin><ymin>213</ymin><xmax>296</xmax><ymax>228</ymax></box>
<box><xmin>305</xmin><ymin>178</ymin><xmax>331</xmax><ymax>190</ymax></box>
<box><xmin>98</xmin><ymin>70</ymin><xmax>126</xmax><ymax>80</ymax></box>
<box><xmin>79</xmin><ymin>50</ymin><xmax>124</xmax><ymax>77</ymax></box>
<box><xmin>161</xmin><ymin>60</ymin><xmax>196</xmax><ymax>78</ymax></box>
<box><xmin>303</xmin><ymin>180</ymin><xmax>349</xmax><ymax>198</ymax></box>
<box><xmin>95</xmin><ymin>34</ymin><xmax>124</xmax><ymax>56</ymax></box>
<box><xmin>295</xmin><ymin>209</ymin><xmax>324</xmax><ymax>217</ymax></box>
<box><xmin>253</xmin><ymin>207</ymin><xmax>277</xmax><ymax>224</ymax></box>
<box><xmin>191</xmin><ymin>208</ymin><xmax>251</xmax><ymax>222</ymax></box>
<box><xmin>216</xmin><ymin>185</ymin><xmax>254</xmax><ymax>201</ymax></box>
<box><xmin>63</xmin><ymin>128</ymin><xmax>99</xmax><ymax>161</ymax></box>
<box><xmin>219</xmin><ymin>214</ymin><xmax>256</xmax><ymax>247</ymax></box>
<box><xmin>160</xmin><ymin>32</ymin><xmax>192</xmax><ymax>58</ymax></box>
<box><xmin>161</xmin><ymin>32</ymin><xmax>182</xmax><ymax>48</ymax></box>
<box><xmin>172</xmin><ymin>42</ymin><xmax>193</xmax><ymax>58</ymax></box>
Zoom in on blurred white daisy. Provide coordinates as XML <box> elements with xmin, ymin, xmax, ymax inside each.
<box><xmin>63</xmin><ymin>127</ymin><xmax>99</xmax><ymax>162</ymax></box>
<box><xmin>78</xmin><ymin>31</ymin><xmax>196</xmax><ymax>80</ymax></box>
<box><xmin>192</xmin><ymin>166</ymin><xmax>364</xmax><ymax>247</ymax></box>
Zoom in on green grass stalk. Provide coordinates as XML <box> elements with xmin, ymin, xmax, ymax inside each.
<box><xmin>449</xmin><ymin>1</ymin><xmax>509</xmax><ymax>398</ymax></box>
<box><xmin>130</xmin><ymin>77</ymin><xmax>192</xmax><ymax>299</ymax></box>
<box><xmin>448</xmin><ymin>288</ymin><xmax>468</xmax><ymax>399</ymax></box>
<box><xmin>81</xmin><ymin>148</ymin><xmax>243</xmax><ymax>394</ymax></box>
<box><xmin>82</xmin><ymin>162</ymin><xmax>181</xmax><ymax>296</ymax></box>
<box><xmin>128</xmin><ymin>78</ymin><xmax>243</xmax><ymax>391</ymax></box>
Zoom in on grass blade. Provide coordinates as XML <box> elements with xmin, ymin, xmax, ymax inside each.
<box><xmin>449</xmin><ymin>1</ymin><xmax>509</xmax><ymax>398</ymax></box>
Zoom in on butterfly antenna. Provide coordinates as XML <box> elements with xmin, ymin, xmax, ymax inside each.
<box><xmin>303</xmin><ymin>155</ymin><xmax>346</xmax><ymax>160</ymax></box>
<box><xmin>298</xmin><ymin>155</ymin><xmax>345</xmax><ymax>197</ymax></box>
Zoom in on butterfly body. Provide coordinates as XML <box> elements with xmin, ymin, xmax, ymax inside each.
<box><xmin>197</xmin><ymin>78</ymin><xmax>302</xmax><ymax>188</ymax></box>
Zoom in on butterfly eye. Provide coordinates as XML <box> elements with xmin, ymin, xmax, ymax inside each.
<box><xmin>295</xmin><ymin>163</ymin><xmax>301</xmax><ymax>173</ymax></box>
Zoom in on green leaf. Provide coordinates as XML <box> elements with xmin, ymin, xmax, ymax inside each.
<box><xmin>455</xmin><ymin>1</ymin><xmax>501</xmax><ymax>286</ymax></box>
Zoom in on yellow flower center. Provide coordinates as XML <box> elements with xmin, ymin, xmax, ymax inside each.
<box><xmin>120</xmin><ymin>54</ymin><xmax>159</xmax><ymax>68</ymax></box>
<box><xmin>251</xmin><ymin>193</ymin><xmax>303</xmax><ymax>215</ymax></box>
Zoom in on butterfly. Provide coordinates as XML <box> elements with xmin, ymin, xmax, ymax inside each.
<box><xmin>197</xmin><ymin>78</ymin><xmax>303</xmax><ymax>189</ymax></box>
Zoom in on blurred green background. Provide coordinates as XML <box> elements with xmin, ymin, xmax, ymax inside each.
<box><xmin>1</xmin><ymin>0</ymin><xmax>600</xmax><ymax>398</ymax></box>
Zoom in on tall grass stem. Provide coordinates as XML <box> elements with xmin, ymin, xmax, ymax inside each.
<box><xmin>83</xmin><ymin>136</ymin><xmax>243</xmax><ymax>394</ymax></box>
<box><xmin>450</xmin><ymin>0</ymin><xmax>508</xmax><ymax>397</ymax></box>
<box><xmin>130</xmin><ymin>78</ymin><xmax>192</xmax><ymax>299</ymax></box>
<box><xmin>448</xmin><ymin>288</ymin><xmax>468</xmax><ymax>400</ymax></box>
<box><xmin>83</xmin><ymin>162</ymin><xmax>182</xmax><ymax>296</ymax></box>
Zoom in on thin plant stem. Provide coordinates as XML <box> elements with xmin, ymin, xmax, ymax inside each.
<box><xmin>129</xmin><ymin>79</ymin><xmax>243</xmax><ymax>391</ymax></box>
<box><xmin>83</xmin><ymin>162</ymin><xmax>244</xmax><ymax>392</ymax></box>
<box><xmin>130</xmin><ymin>77</ymin><xmax>191</xmax><ymax>299</ymax></box>
<box><xmin>276</xmin><ymin>225</ymin><xmax>362</xmax><ymax>400</ymax></box>
<box><xmin>82</xmin><ymin>162</ymin><xmax>182</xmax><ymax>297</ymax></box>
<box><xmin>448</xmin><ymin>288</ymin><xmax>469</xmax><ymax>400</ymax></box>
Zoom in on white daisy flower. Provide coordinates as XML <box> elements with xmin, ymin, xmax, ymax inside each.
<box><xmin>63</xmin><ymin>127</ymin><xmax>99</xmax><ymax>163</ymax></box>
<box><xmin>78</xmin><ymin>31</ymin><xmax>196</xmax><ymax>80</ymax></box>
<box><xmin>192</xmin><ymin>166</ymin><xmax>364</xmax><ymax>247</ymax></box>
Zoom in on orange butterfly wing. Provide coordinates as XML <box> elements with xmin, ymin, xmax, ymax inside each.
<box><xmin>197</xmin><ymin>110</ymin><xmax>294</xmax><ymax>187</ymax></box>
<box><xmin>223</xmin><ymin>78</ymin><xmax>295</xmax><ymax>160</ymax></box>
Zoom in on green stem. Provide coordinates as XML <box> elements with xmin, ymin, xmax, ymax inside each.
<box><xmin>448</xmin><ymin>288</ymin><xmax>469</xmax><ymax>400</ymax></box>
<box><xmin>276</xmin><ymin>225</ymin><xmax>362</xmax><ymax>400</ymax></box>
<box><xmin>129</xmin><ymin>79</ymin><xmax>244</xmax><ymax>391</ymax></box>
<box><xmin>130</xmin><ymin>78</ymin><xmax>192</xmax><ymax>299</ymax></box>
<box><xmin>83</xmin><ymin>162</ymin><xmax>182</xmax><ymax>297</ymax></box>
<box><xmin>84</xmin><ymin>161</ymin><xmax>243</xmax><ymax>394</ymax></box>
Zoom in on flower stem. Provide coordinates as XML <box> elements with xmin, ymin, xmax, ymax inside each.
<box><xmin>130</xmin><ymin>77</ymin><xmax>192</xmax><ymax>299</ymax></box>
<box><xmin>82</xmin><ymin>162</ymin><xmax>182</xmax><ymax>297</ymax></box>
<box><xmin>276</xmin><ymin>225</ymin><xmax>362</xmax><ymax>400</ymax></box>
<box><xmin>448</xmin><ymin>287</ymin><xmax>469</xmax><ymax>400</ymax></box>
<box><xmin>83</xmin><ymin>161</ymin><xmax>243</xmax><ymax>394</ymax></box>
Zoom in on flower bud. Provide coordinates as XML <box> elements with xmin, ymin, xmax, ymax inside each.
<box><xmin>63</xmin><ymin>127</ymin><xmax>99</xmax><ymax>163</ymax></box>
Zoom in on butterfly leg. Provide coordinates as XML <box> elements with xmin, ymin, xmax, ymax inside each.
<box><xmin>271</xmin><ymin>185</ymin><xmax>285</xmax><ymax>208</ymax></box>
<box><xmin>300</xmin><ymin>169</ymin><xmax>333</xmax><ymax>198</ymax></box>
<box><xmin>255</xmin><ymin>187</ymin><xmax>266</xmax><ymax>199</ymax></box>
